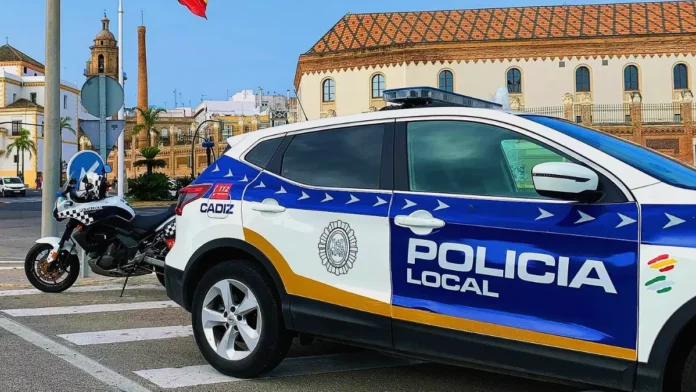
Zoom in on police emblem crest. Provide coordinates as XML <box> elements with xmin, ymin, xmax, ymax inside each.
<box><xmin>318</xmin><ymin>220</ymin><xmax>358</xmax><ymax>276</ymax></box>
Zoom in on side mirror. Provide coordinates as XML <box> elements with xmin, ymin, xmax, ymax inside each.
<box><xmin>532</xmin><ymin>162</ymin><xmax>602</xmax><ymax>203</ymax></box>
<box><xmin>104</xmin><ymin>165</ymin><xmax>112</xmax><ymax>174</ymax></box>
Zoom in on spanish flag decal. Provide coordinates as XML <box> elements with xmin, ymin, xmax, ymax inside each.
<box><xmin>178</xmin><ymin>0</ymin><xmax>208</xmax><ymax>19</ymax></box>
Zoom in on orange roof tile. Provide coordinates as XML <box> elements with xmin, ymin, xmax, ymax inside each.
<box><xmin>306</xmin><ymin>1</ymin><xmax>696</xmax><ymax>54</ymax></box>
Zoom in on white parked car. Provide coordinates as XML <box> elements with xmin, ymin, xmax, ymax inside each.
<box><xmin>164</xmin><ymin>87</ymin><xmax>696</xmax><ymax>392</ymax></box>
<box><xmin>0</xmin><ymin>176</ymin><xmax>27</xmax><ymax>197</ymax></box>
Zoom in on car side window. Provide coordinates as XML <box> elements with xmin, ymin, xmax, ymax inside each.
<box><xmin>245</xmin><ymin>137</ymin><xmax>283</xmax><ymax>169</ymax></box>
<box><xmin>280</xmin><ymin>124</ymin><xmax>384</xmax><ymax>189</ymax></box>
<box><xmin>407</xmin><ymin>121</ymin><xmax>570</xmax><ymax>199</ymax></box>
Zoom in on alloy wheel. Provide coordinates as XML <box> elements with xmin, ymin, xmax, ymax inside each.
<box><xmin>201</xmin><ymin>279</ymin><xmax>262</xmax><ymax>361</ymax></box>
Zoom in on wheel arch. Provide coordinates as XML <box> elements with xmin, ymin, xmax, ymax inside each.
<box><xmin>180</xmin><ymin>238</ymin><xmax>294</xmax><ymax>330</ymax></box>
<box><xmin>636</xmin><ymin>296</ymin><xmax>696</xmax><ymax>391</ymax></box>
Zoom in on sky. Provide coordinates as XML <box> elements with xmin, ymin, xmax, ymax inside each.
<box><xmin>0</xmin><ymin>0</ymin><xmax>663</xmax><ymax>109</ymax></box>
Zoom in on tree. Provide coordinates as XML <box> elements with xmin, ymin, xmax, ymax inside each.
<box><xmin>133</xmin><ymin>146</ymin><xmax>167</xmax><ymax>175</ymax></box>
<box><xmin>1</xmin><ymin>128</ymin><xmax>37</xmax><ymax>181</ymax></box>
<box><xmin>59</xmin><ymin>116</ymin><xmax>75</xmax><ymax>181</ymax></box>
<box><xmin>130</xmin><ymin>107</ymin><xmax>166</xmax><ymax>147</ymax></box>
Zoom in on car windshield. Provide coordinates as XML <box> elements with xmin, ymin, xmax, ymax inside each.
<box><xmin>3</xmin><ymin>178</ymin><xmax>22</xmax><ymax>184</ymax></box>
<box><xmin>522</xmin><ymin>115</ymin><xmax>696</xmax><ymax>190</ymax></box>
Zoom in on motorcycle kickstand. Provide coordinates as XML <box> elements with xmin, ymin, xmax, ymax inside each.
<box><xmin>119</xmin><ymin>275</ymin><xmax>130</xmax><ymax>298</ymax></box>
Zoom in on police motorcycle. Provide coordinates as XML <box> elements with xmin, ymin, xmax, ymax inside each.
<box><xmin>24</xmin><ymin>151</ymin><xmax>176</xmax><ymax>294</ymax></box>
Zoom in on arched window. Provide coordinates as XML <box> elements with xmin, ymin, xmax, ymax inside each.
<box><xmin>98</xmin><ymin>54</ymin><xmax>105</xmax><ymax>73</ymax></box>
<box><xmin>506</xmin><ymin>68</ymin><xmax>522</xmax><ymax>93</ymax></box>
<box><xmin>575</xmin><ymin>66</ymin><xmax>591</xmax><ymax>92</ymax></box>
<box><xmin>371</xmin><ymin>74</ymin><xmax>385</xmax><ymax>98</ymax></box>
<box><xmin>674</xmin><ymin>63</ymin><xmax>688</xmax><ymax>90</ymax></box>
<box><xmin>624</xmin><ymin>65</ymin><xmax>639</xmax><ymax>91</ymax></box>
<box><xmin>438</xmin><ymin>70</ymin><xmax>454</xmax><ymax>92</ymax></box>
<box><xmin>322</xmin><ymin>79</ymin><xmax>335</xmax><ymax>102</ymax></box>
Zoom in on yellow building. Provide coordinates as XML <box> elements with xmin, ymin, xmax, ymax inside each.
<box><xmin>0</xmin><ymin>43</ymin><xmax>80</xmax><ymax>187</ymax></box>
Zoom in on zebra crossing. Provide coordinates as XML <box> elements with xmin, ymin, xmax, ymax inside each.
<box><xmin>0</xmin><ymin>283</ymin><xmax>425</xmax><ymax>391</ymax></box>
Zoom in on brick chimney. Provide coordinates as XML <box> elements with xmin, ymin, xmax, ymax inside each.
<box><xmin>136</xmin><ymin>26</ymin><xmax>149</xmax><ymax>147</ymax></box>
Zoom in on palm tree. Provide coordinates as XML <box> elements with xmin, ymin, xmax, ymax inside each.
<box><xmin>59</xmin><ymin>117</ymin><xmax>76</xmax><ymax>181</ymax></box>
<box><xmin>133</xmin><ymin>146</ymin><xmax>167</xmax><ymax>175</ymax></box>
<box><xmin>130</xmin><ymin>107</ymin><xmax>166</xmax><ymax>147</ymax></box>
<box><xmin>2</xmin><ymin>128</ymin><xmax>37</xmax><ymax>181</ymax></box>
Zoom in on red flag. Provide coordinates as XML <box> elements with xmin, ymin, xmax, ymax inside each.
<box><xmin>178</xmin><ymin>0</ymin><xmax>208</xmax><ymax>19</ymax></box>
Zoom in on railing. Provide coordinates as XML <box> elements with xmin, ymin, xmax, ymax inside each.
<box><xmin>573</xmin><ymin>104</ymin><xmax>583</xmax><ymax>123</ymax></box>
<box><xmin>519</xmin><ymin>105</ymin><xmax>564</xmax><ymax>119</ymax></box>
<box><xmin>591</xmin><ymin>104</ymin><xmax>631</xmax><ymax>125</ymax></box>
<box><xmin>642</xmin><ymin>103</ymin><xmax>682</xmax><ymax>124</ymax></box>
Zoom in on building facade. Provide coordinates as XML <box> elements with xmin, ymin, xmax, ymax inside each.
<box><xmin>0</xmin><ymin>44</ymin><xmax>79</xmax><ymax>186</ymax></box>
<box><xmin>106</xmin><ymin>89</ymin><xmax>296</xmax><ymax>179</ymax></box>
<box><xmin>294</xmin><ymin>1</ymin><xmax>696</xmax><ymax>164</ymax></box>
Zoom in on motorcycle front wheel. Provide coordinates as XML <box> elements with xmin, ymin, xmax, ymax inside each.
<box><xmin>24</xmin><ymin>243</ymin><xmax>80</xmax><ymax>293</ymax></box>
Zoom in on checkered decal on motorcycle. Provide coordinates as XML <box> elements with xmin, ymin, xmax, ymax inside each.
<box><xmin>163</xmin><ymin>222</ymin><xmax>176</xmax><ymax>239</ymax></box>
<box><xmin>57</xmin><ymin>209</ymin><xmax>95</xmax><ymax>225</ymax></box>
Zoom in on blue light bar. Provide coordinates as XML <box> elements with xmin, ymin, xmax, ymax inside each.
<box><xmin>382</xmin><ymin>87</ymin><xmax>502</xmax><ymax>110</ymax></box>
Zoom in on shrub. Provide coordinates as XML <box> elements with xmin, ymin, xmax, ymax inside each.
<box><xmin>174</xmin><ymin>175</ymin><xmax>194</xmax><ymax>190</ymax></box>
<box><xmin>127</xmin><ymin>173</ymin><xmax>171</xmax><ymax>201</ymax></box>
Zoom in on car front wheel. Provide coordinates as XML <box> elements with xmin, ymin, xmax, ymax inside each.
<box><xmin>191</xmin><ymin>261</ymin><xmax>291</xmax><ymax>378</ymax></box>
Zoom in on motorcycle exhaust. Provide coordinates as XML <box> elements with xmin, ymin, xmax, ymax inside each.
<box><xmin>142</xmin><ymin>256</ymin><xmax>165</xmax><ymax>269</ymax></box>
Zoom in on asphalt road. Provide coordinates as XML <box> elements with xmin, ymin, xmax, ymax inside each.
<box><xmin>0</xmin><ymin>199</ymin><xmax>596</xmax><ymax>392</ymax></box>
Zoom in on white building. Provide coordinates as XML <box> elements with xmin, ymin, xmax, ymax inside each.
<box><xmin>0</xmin><ymin>44</ymin><xmax>79</xmax><ymax>186</ymax></box>
<box><xmin>294</xmin><ymin>1</ymin><xmax>696</xmax><ymax>120</ymax></box>
<box><xmin>194</xmin><ymin>89</ymin><xmax>293</xmax><ymax>124</ymax></box>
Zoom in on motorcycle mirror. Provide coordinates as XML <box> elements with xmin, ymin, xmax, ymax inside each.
<box><xmin>104</xmin><ymin>165</ymin><xmax>112</xmax><ymax>174</ymax></box>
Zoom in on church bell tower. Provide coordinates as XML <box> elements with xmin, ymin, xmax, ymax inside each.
<box><xmin>85</xmin><ymin>13</ymin><xmax>119</xmax><ymax>79</ymax></box>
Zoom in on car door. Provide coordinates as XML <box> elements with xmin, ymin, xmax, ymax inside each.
<box><xmin>389</xmin><ymin>118</ymin><xmax>639</xmax><ymax>381</ymax></box>
<box><xmin>242</xmin><ymin>121</ymin><xmax>395</xmax><ymax>348</ymax></box>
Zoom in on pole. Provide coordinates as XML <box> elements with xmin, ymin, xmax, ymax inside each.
<box><xmin>117</xmin><ymin>0</ymin><xmax>125</xmax><ymax>198</ymax></box>
<box><xmin>42</xmin><ymin>0</ymin><xmax>60</xmax><ymax>237</ymax></box>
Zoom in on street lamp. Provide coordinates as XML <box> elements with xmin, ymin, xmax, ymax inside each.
<box><xmin>190</xmin><ymin>119</ymin><xmax>223</xmax><ymax>178</ymax></box>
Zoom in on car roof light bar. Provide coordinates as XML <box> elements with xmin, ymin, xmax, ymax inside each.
<box><xmin>381</xmin><ymin>87</ymin><xmax>502</xmax><ymax>110</ymax></box>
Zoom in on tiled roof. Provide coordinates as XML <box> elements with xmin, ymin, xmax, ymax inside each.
<box><xmin>0</xmin><ymin>44</ymin><xmax>44</xmax><ymax>69</ymax></box>
<box><xmin>306</xmin><ymin>1</ymin><xmax>696</xmax><ymax>54</ymax></box>
<box><xmin>5</xmin><ymin>99</ymin><xmax>43</xmax><ymax>110</ymax></box>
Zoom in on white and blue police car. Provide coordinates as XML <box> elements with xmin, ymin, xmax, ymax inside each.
<box><xmin>165</xmin><ymin>87</ymin><xmax>696</xmax><ymax>391</ymax></box>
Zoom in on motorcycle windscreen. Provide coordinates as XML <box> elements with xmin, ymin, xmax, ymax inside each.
<box><xmin>65</xmin><ymin>151</ymin><xmax>106</xmax><ymax>189</ymax></box>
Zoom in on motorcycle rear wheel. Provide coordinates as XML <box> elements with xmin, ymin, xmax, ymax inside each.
<box><xmin>25</xmin><ymin>244</ymin><xmax>80</xmax><ymax>293</ymax></box>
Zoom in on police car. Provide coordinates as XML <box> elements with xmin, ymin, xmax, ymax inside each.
<box><xmin>164</xmin><ymin>87</ymin><xmax>696</xmax><ymax>391</ymax></box>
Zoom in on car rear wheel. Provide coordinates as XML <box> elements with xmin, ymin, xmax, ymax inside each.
<box><xmin>191</xmin><ymin>261</ymin><xmax>291</xmax><ymax>378</ymax></box>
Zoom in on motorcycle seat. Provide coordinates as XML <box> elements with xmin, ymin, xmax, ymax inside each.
<box><xmin>131</xmin><ymin>204</ymin><xmax>176</xmax><ymax>233</ymax></box>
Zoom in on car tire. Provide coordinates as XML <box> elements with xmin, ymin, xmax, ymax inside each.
<box><xmin>155</xmin><ymin>269</ymin><xmax>166</xmax><ymax>287</ymax></box>
<box><xmin>191</xmin><ymin>261</ymin><xmax>292</xmax><ymax>378</ymax></box>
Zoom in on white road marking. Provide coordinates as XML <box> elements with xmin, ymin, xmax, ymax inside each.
<box><xmin>58</xmin><ymin>325</ymin><xmax>193</xmax><ymax>345</ymax></box>
<box><xmin>134</xmin><ymin>351</ymin><xmax>421</xmax><ymax>389</ymax></box>
<box><xmin>2</xmin><ymin>300</ymin><xmax>178</xmax><ymax>317</ymax></box>
<box><xmin>0</xmin><ymin>283</ymin><xmax>163</xmax><ymax>297</ymax></box>
<box><xmin>0</xmin><ymin>316</ymin><xmax>152</xmax><ymax>392</ymax></box>
<box><xmin>0</xmin><ymin>266</ymin><xmax>22</xmax><ymax>270</ymax></box>
<box><xmin>0</xmin><ymin>260</ymin><xmax>24</xmax><ymax>263</ymax></box>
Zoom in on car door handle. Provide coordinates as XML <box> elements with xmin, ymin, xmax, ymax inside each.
<box><xmin>252</xmin><ymin>204</ymin><xmax>286</xmax><ymax>213</ymax></box>
<box><xmin>394</xmin><ymin>215</ymin><xmax>445</xmax><ymax>229</ymax></box>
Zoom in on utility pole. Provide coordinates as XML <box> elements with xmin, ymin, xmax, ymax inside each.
<box><xmin>117</xmin><ymin>0</ymin><xmax>125</xmax><ymax>198</ymax></box>
<box><xmin>42</xmin><ymin>0</ymin><xmax>60</xmax><ymax>237</ymax></box>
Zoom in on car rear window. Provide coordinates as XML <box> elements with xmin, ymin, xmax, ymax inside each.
<box><xmin>523</xmin><ymin>115</ymin><xmax>696</xmax><ymax>190</ymax></box>
<box><xmin>245</xmin><ymin>137</ymin><xmax>283</xmax><ymax>169</ymax></box>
